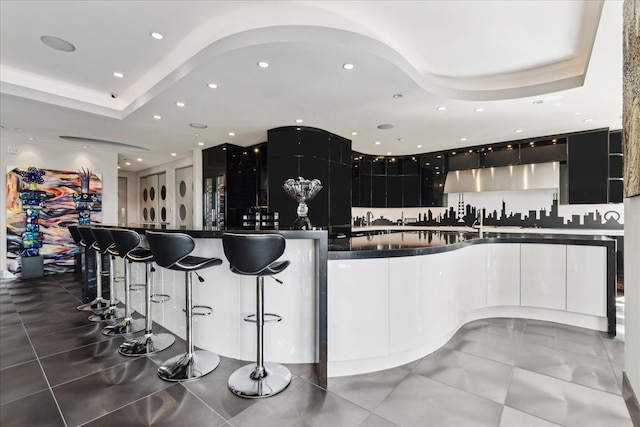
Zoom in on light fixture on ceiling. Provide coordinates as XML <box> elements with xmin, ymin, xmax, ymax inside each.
<box><xmin>392</xmin><ymin>94</ymin><xmax>403</xmax><ymax>99</ymax></box>
<box><xmin>40</xmin><ymin>35</ymin><xmax>75</xmax><ymax>52</ymax></box>
<box><xmin>171</xmin><ymin>153</ymin><xmax>176</xmax><ymax>156</ymax></box>
<box><xmin>342</xmin><ymin>63</ymin><xmax>354</xmax><ymax>70</ymax></box>
<box><xmin>117</xmin><ymin>166</ymin><xmax>121</xmax><ymax>169</ymax></box>
<box><xmin>150</xmin><ymin>32</ymin><xmax>164</xmax><ymax>40</ymax></box>
<box><xmin>136</xmin><ymin>158</ymin><xmax>142</xmax><ymax>162</ymax></box>
<box><xmin>153</xmin><ymin>115</ymin><xmax>161</xmax><ymax>120</ymax></box>
<box><xmin>460</xmin><ymin>138</ymin><xmax>467</xmax><ymax>142</ymax></box>
<box><xmin>295</xmin><ymin>119</ymin><xmax>303</xmax><ymax>124</ymax></box>
<box><xmin>351</xmin><ymin>132</ymin><xmax>358</xmax><ymax>136</ymax></box>
<box><xmin>125</xmin><ymin>162</ymin><xmax>131</xmax><ymax>166</ymax></box>
<box><xmin>207</xmin><ymin>83</ymin><xmax>218</xmax><ymax>89</ymax></box>
<box><xmin>417</xmin><ymin>145</ymin><xmax>422</xmax><ymax>148</ymax></box>
<box><xmin>257</xmin><ymin>61</ymin><xmax>269</xmax><ymax>68</ymax></box>
<box><xmin>29</xmin><ymin>137</ymin><xmax>35</xmax><ymax>141</ymax></box>
<box><xmin>193</xmin><ymin>133</ymin><xmax>200</xmax><ymax>137</ymax></box>
<box><xmin>584</xmin><ymin>118</ymin><xmax>593</xmax><ymax>122</ymax></box>
<box><xmin>398</xmin><ymin>138</ymin><xmax>403</xmax><ymax>142</ymax></box>
<box><xmin>228</xmin><ymin>132</ymin><xmax>235</xmax><ymax>136</ymax></box>
<box><xmin>377</xmin><ymin>124</ymin><xmax>394</xmax><ymax>130</ymax></box>
<box><xmin>113</xmin><ymin>72</ymin><xmax>124</xmax><ymax>78</ymax></box>
<box><xmin>386</xmin><ymin>152</ymin><xmax>392</xmax><ymax>155</ymax></box>
<box><xmin>515</xmin><ymin>129</ymin><xmax>523</xmax><ymax>133</ymax></box>
<box><xmin>176</xmin><ymin>102</ymin><xmax>185</xmax><ymax>107</ymax></box>
<box><xmin>436</xmin><ymin>106</ymin><xmax>446</xmax><ymax>111</ymax></box>
<box><xmin>190</xmin><ymin>123</ymin><xmax>207</xmax><ymax>129</ymax></box>
<box><xmin>475</xmin><ymin>107</ymin><xmax>484</xmax><ymax>112</ymax></box>
<box><xmin>198</xmin><ymin>142</ymin><xmax>204</xmax><ymax>146</ymax></box>
<box><xmin>374</xmin><ymin>141</ymin><xmax>381</xmax><ymax>145</ymax></box>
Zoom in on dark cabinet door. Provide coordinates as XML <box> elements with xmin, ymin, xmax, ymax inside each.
<box><xmin>386</xmin><ymin>176</ymin><xmax>402</xmax><ymax>207</ymax></box>
<box><xmin>372</xmin><ymin>176</ymin><xmax>386</xmax><ymax>207</ymax></box>
<box><xmin>568</xmin><ymin>130</ymin><xmax>609</xmax><ymax>204</ymax></box>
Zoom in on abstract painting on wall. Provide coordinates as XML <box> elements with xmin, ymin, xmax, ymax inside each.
<box><xmin>6</xmin><ymin>166</ymin><xmax>102</xmax><ymax>276</ymax></box>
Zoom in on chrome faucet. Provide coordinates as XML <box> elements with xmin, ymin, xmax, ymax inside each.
<box><xmin>366</xmin><ymin>211</ymin><xmax>374</xmax><ymax>227</ymax></box>
<box><xmin>472</xmin><ymin>208</ymin><xmax>484</xmax><ymax>237</ymax></box>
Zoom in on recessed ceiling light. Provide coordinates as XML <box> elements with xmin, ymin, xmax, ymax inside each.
<box><xmin>40</xmin><ymin>35</ymin><xmax>75</xmax><ymax>52</ymax></box>
<box><xmin>117</xmin><ymin>165</ymin><xmax>121</xmax><ymax>169</ymax></box>
<box><xmin>515</xmin><ymin>129</ymin><xmax>523</xmax><ymax>133</ymax></box>
<box><xmin>584</xmin><ymin>118</ymin><xmax>593</xmax><ymax>122</ymax></box>
<box><xmin>171</xmin><ymin>153</ymin><xmax>176</xmax><ymax>156</ymax></box>
<box><xmin>343</xmin><ymin>63</ymin><xmax>354</xmax><ymax>70</ymax></box>
<box><xmin>198</xmin><ymin>142</ymin><xmax>204</xmax><ymax>146</ymax></box>
<box><xmin>190</xmin><ymin>123</ymin><xmax>208</xmax><ymax>129</ymax></box>
<box><xmin>460</xmin><ymin>138</ymin><xmax>467</xmax><ymax>142</ymax></box>
<box><xmin>29</xmin><ymin>137</ymin><xmax>35</xmax><ymax>141</ymax></box>
<box><xmin>417</xmin><ymin>145</ymin><xmax>422</xmax><ymax>148</ymax></box>
<box><xmin>113</xmin><ymin>72</ymin><xmax>124</xmax><ymax>78</ymax></box>
<box><xmin>475</xmin><ymin>107</ymin><xmax>484</xmax><ymax>112</ymax></box>
<box><xmin>452</xmin><ymin>151</ymin><xmax>457</xmax><ymax>155</ymax></box>
<box><xmin>257</xmin><ymin>61</ymin><xmax>269</xmax><ymax>68</ymax></box>
<box><xmin>136</xmin><ymin>158</ymin><xmax>142</xmax><ymax>162</ymax></box>
<box><xmin>176</xmin><ymin>102</ymin><xmax>185</xmax><ymax>107</ymax></box>
<box><xmin>228</xmin><ymin>132</ymin><xmax>235</xmax><ymax>136</ymax></box>
<box><xmin>125</xmin><ymin>162</ymin><xmax>131</xmax><ymax>166</ymax></box>
<box><xmin>392</xmin><ymin>94</ymin><xmax>403</xmax><ymax>99</ymax></box>
<box><xmin>386</xmin><ymin>152</ymin><xmax>392</xmax><ymax>155</ymax></box>
<box><xmin>150</xmin><ymin>32</ymin><xmax>164</xmax><ymax>40</ymax></box>
<box><xmin>375</xmin><ymin>141</ymin><xmax>381</xmax><ymax>145</ymax></box>
<box><xmin>351</xmin><ymin>132</ymin><xmax>358</xmax><ymax>136</ymax></box>
<box><xmin>207</xmin><ymin>83</ymin><xmax>218</xmax><ymax>89</ymax></box>
<box><xmin>83</xmin><ymin>145</ymin><xmax>89</xmax><ymax>149</ymax></box>
<box><xmin>437</xmin><ymin>106</ymin><xmax>446</xmax><ymax>111</ymax></box>
<box><xmin>153</xmin><ymin>115</ymin><xmax>161</xmax><ymax>120</ymax></box>
<box><xmin>436</xmin><ymin>155</ymin><xmax>442</xmax><ymax>158</ymax></box>
<box><xmin>552</xmin><ymin>139</ymin><xmax>557</xmax><ymax>142</ymax></box>
<box><xmin>295</xmin><ymin>119</ymin><xmax>303</xmax><ymax>124</ymax></box>
<box><xmin>193</xmin><ymin>133</ymin><xmax>200</xmax><ymax>137</ymax></box>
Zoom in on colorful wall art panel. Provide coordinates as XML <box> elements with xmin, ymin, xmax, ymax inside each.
<box><xmin>6</xmin><ymin>166</ymin><xmax>103</xmax><ymax>276</ymax></box>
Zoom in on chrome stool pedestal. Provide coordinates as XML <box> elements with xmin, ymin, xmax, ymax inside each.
<box><xmin>76</xmin><ymin>226</ymin><xmax>110</xmax><ymax>314</ymax></box>
<box><xmin>110</xmin><ymin>229</ymin><xmax>174</xmax><ymax>355</ymax></box>
<box><xmin>222</xmin><ymin>233</ymin><xmax>292</xmax><ymax>398</ymax></box>
<box><xmin>146</xmin><ymin>231</ymin><xmax>222</xmax><ymax>381</ymax></box>
<box><xmin>87</xmin><ymin>228</ymin><xmax>121</xmax><ymax>323</ymax></box>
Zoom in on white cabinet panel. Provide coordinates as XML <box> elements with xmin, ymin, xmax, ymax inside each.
<box><xmin>328</xmin><ymin>258</ymin><xmax>390</xmax><ymax>361</ymax></box>
<box><xmin>454</xmin><ymin>244</ymin><xmax>487</xmax><ymax>319</ymax></box>
<box><xmin>389</xmin><ymin>252</ymin><xmax>457</xmax><ymax>353</ymax></box>
<box><xmin>566</xmin><ymin>245</ymin><xmax>607</xmax><ymax>316</ymax></box>
<box><xmin>487</xmin><ymin>244</ymin><xmax>521</xmax><ymax>306</ymax></box>
<box><xmin>521</xmin><ymin>244</ymin><xmax>566</xmax><ymax>310</ymax></box>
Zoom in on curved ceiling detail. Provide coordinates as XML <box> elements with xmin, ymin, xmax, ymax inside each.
<box><xmin>59</xmin><ymin>136</ymin><xmax>148</xmax><ymax>151</ymax></box>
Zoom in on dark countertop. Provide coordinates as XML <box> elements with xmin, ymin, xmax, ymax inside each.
<box><xmin>109</xmin><ymin>224</ymin><xmax>615</xmax><ymax>260</ymax></box>
<box><xmin>327</xmin><ymin>229</ymin><xmax>616</xmax><ymax>260</ymax></box>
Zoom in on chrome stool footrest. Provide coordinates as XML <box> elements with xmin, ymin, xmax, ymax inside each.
<box><xmin>157</xmin><ymin>350</ymin><xmax>220</xmax><ymax>381</ymax></box>
<box><xmin>243</xmin><ymin>313</ymin><xmax>282</xmax><ymax>323</ymax></box>
<box><xmin>119</xmin><ymin>332</ymin><xmax>176</xmax><ymax>356</ymax></box>
<box><xmin>228</xmin><ymin>362</ymin><xmax>291</xmax><ymax>398</ymax></box>
<box><xmin>129</xmin><ymin>283</ymin><xmax>146</xmax><ymax>291</ymax></box>
<box><xmin>182</xmin><ymin>305</ymin><xmax>213</xmax><ymax>316</ymax></box>
<box><xmin>150</xmin><ymin>293</ymin><xmax>170</xmax><ymax>303</ymax></box>
<box><xmin>101</xmin><ymin>317</ymin><xmax>145</xmax><ymax>336</ymax></box>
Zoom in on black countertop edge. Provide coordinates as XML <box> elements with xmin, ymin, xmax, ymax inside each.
<box><xmin>327</xmin><ymin>234</ymin><xmax>616</xmax><ymax>260</ymax></box>
<box><xmin>99</xmin><ymin>224</ymin><xmax>327</xmax><ymax>240</ymax></box>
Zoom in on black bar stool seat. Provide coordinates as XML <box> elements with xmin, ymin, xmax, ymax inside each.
<box><xmin>110</xmin><ymin>228</ymin><xmax>175</xmax><ymax>355</ymax></box>
<box><xmin>222</xmin><ymin>232</ymin><xmax>292</xmax><ymax>398</ymax></box>
<box><xmin>146</xmin><ymin>231</ymin><xmax>222</xmax><ymax>382</ymax></box>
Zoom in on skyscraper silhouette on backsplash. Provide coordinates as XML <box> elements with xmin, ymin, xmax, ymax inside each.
<box><xmin>416</xmin><ymin>193</ymin><xmax>622</xmax><ymax>230</ymax></box>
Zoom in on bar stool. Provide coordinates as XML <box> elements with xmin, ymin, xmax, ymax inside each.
<box><xmin>96</xmin><ymin>228</ymin><xmax>144</xmax><ymax>337</ymax></box>
<box><xmin>68</xmin><ymin>224</ymin><xmax>85</xmax><ymax>274</ymax></box>
<box><xmin>145</xmin><ymin>231</ymin><xmax>222</xmax><ymax>381</ymax></box>
<box><xmin>222</xmin><ymin>232</ymin><xmax>291</xmax><ymax>398</ymax></box>
<box><xmin>91</xmin><ymin>228</ymin><xmax>122</xmax><ymax>323</ymax></box>
<box><xmin>76</xmin><ymin>226</ymin><xmax>109</xmax><ymax>313</ymax></box>
<box><xmin>110</xmin><ymin>228</ymin><xmax>175</xmax><ymax>355</ymax></box>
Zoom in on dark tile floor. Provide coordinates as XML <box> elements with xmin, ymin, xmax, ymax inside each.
<box><xmin>0</xmin><ymin>273</ymin><xmax>633</xmax><ymax>426</ymax></box>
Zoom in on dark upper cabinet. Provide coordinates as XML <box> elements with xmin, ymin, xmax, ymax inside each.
<box><xmin>403</xmin><ymin>175</ymin><xmax>421</xmax><ymax>206</ymax></box>
<box><xmin>520</xmin><ymin>143</ymin><xmax>567</xmax><ymax>164</ymax></box>
<box><xmin>371</xmin><ymin>176</ymin><xmax>387</xmax><ymax>207</ymax></box>
<box><xmin>360</xmin><ymin>175</ymin><xmax>372</xmax><ymax>206</ymax></box>
<box><xmin>568</xmin><ymin>129</ymin><xmax>609</xmax><ymax>204</ymax></box>
<box><xmin>386</xmin><ymin>176</ymin><xmax>402</xmax><ymax>207</ymax></box>
<box><xmin>447</xmin><ymin>152</ymin><xmax>480</xmax><ymax>170</ymax></box>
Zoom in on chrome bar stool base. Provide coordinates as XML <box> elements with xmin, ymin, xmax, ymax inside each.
<box><xmin>87</xmin><ymin>306</ymin><xmax>123</xmax><ymax>322</ymax></box>
<box><xmin>77</xmin><ymin>298</ymin><xmax>109</xmax><ymax>312</ymax></box>
<box><xmin>228</xmin><ymin>362</ymin><xmax>291</xmax><ymax>398</ymax></box>
<box><xmin>102</xmin><ymin>317</ymin><xmax>145</xmax><ymax>336</ymax></box>
<box><xmin>157</xmin><ymin>350</ymin><xmax>220</xmax><ymax>381</ymax></box>
<box><xmin>118</xmin><ymin>332</ymin><xmax>175</xmax><ymax>356</ymax></box>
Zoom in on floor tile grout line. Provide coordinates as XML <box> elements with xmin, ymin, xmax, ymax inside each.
<box><xmin>16</xmin><ymin>280</ymin><xmax>71</xmax><ymax>427</ymax></box>
<box><xmin>180</xmin><ymin>382</ymin><xmax>233</xmax><ymax>423</ymax></box>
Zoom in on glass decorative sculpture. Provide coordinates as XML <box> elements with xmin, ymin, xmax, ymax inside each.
<box><xmin>283</xmin><ymin>177</ymin><xmax>323</xmax><ymax>230</ymax></box>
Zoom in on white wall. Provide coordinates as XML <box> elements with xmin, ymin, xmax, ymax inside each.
<box><xmin>624</xmin><ymin>195</ymin><xmax>640</xmax><ymax>396</ymax></box>
<box><xmin>1</xmin><ymin>136</ymin><xmax>118</xmax><ymax>276</ymax></box>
